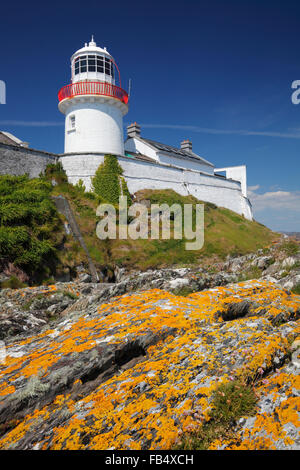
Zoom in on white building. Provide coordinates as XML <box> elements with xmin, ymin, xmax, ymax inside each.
<box><xmin>58</xmin><ymin>39</ymin><xmax>253</xmax><ymax>220</ymax></box>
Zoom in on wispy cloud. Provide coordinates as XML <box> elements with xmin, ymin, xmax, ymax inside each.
<box><xmin>0</xmin><ymin>120</ymin><xmax>64</xmax><ymax>127</ymax></box>
<box><xmin>249</xmin><ymin>187</ymin><xmax>300</xmax><ymax>212</ymax></box>
<box><xmin>138</xmin><ymin>123</ymin><xmax>300</xmax><ymax>139</ymax></box>
<box><xmin>2</xmin><ymin>120</ymin><xmax>300</xmax><ymax>139</ymax></box>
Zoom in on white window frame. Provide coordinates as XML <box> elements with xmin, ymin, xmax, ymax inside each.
<box><xmin>69</xmin><ymin>115</ymin><xmax>76</xmax><ymax>132</ymax></box>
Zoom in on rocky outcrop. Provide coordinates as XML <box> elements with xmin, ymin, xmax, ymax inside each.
<box><xmin>52</xmin><ymin>196</ymin><xmax>100</xmax><ymax>283</ymax></box>
<box><xmin>0</xmin><ymin>239</ymin><xmax>299</xmax><ymax>450</ymax></box>
<box><xmin>1</xmin><ymin>239</ymin><xmax>299</xmax><ymax>341</ymax></box>
<box><xmin>0</xmin><ymin>280</ymin><xmax>299</xmax><ymax>450</ymax></box>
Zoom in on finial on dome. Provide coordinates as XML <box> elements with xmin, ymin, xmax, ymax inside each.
<box><xmin>89</xmin><ymin>35</ymin><xmax>96</xmax><ymax>47</ymax></box>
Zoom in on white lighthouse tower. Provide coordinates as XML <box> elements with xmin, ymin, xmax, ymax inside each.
<box><xmin>58</xmin><ymin>37</ymin><xmax>129</xmax><ymax>189</ymax></box>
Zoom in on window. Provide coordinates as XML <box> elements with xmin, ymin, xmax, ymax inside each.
<box><xmin>73</xmin><ymin>55</ymin><xmax>114</xmax><ymax>76</ymax></box>
<box><xmin>70</xmin><ymin>115</ymin><xmax>75</xmax><ymax>130</ymax></box>
<box><xmin>88</xmin><ymin>55</ymin><xmax>96</xmax><ymax>72</ymax></box>
<box><xmin>74</xmin><ymin>58</ymin><xmax>80</xmax><ymax>75</ymax></box>
<box><xmin>97</xmin><ymin>56</ymin><xmax>104</xmax><ymax>73</ymax></box>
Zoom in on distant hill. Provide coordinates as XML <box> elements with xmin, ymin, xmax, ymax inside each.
<box><xmin>280</xmin><ymin>232</ymin><xmax>300</xmax><ymax>240</ymax></box>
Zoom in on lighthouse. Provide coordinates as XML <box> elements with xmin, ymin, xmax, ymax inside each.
<box><xmin>58</xmin><ymin>38</ymin><xmax>129</xmax><ymax>188</ymax></box>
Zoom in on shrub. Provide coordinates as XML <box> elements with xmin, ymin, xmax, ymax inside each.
<box><xmin>75</xmin><ymin>179</ymin><xmax>86</xmax><ymax>193</ymax></box>
<box><xmin>0</xmin><ymin>175</ymin><xmax>59</xmax><ymax>276</ymax></box>
<box><xmin>292</xmin><ymin>283</ymin><xmax>300</xmax><ymax>295</ymax></box>
<box><xmin>43</xmin><ymin>162</ymin><xmax>68</xmax><ymax>184</ymax></box>
<box><xmin>92</xmin><ymin>155</ymin><xmax>131</xmax><ymax>206</ymax></box>
<box><xmin>0</xmin><ymin>276</ymin><xmax>27</xmax><ymax>289</ymax></box>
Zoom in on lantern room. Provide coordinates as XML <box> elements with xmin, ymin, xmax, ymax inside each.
<box><xmin>71</xmin><ymin>36</ymin><xmax>116</xmax><ymax>85</ymax></box>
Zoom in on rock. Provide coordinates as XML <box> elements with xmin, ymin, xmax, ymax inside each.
<box><xmin>251</xmin><ymin>256</ymin><xmax>273</xmax><ymax>270</ymax></box>
<box><xmin>290</xmin><ymin>339</ymin><xmax>300</xmax><ymax>351</ymax></box>
<box><xmin>78</xmin><ymin>273</ymin><xmax>92</xmax><ymax>283</ymax></box>
<box><xmin>282</xmin><ymin>257</ymin><xmax>297</xmax><ymax>268</ymax></box>
<box><xmin>281</xmin><ymin>274</ymin><xmax>300</xmax><ymax>290</ymax></box>
<box><xmin>0</xmin><ymin>280</ymin><xmax>298</xmax><ymax>450</ymax></box>
<box><xmin>217</xmin><ymin>300</ymin><xmax>252</xmax><ymax>321</ymax></box>
<box><xmin>168</xmin><ymin>278</ymin><xmax>189</xmax><ymax>289</ymax></box>
<box><xmin>75</xmin><ymin>265</ymin><xmax>85</xmax><ymax>273</ymax></box>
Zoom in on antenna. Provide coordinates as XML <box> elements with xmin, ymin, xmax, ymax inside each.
<box><xmin>128</xmin><ymin>78</ymin><xmax>132</xmax><ymax>97</ymax></box>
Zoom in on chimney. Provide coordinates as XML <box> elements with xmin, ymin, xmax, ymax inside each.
<box><xmin>127</xmin><ymin>122</ymin><xmax>141</xmax><ymax>138</ymax></box>
<box><xmin>180</xmin><ymin>139</ymin><xmax>192</xmax><ymax>152</ymax></box>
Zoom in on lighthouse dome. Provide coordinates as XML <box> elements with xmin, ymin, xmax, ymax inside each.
<box><xmin>71</xmin><ymin>37</ymin><xmax>116</xmax><ymax>85</ymax></box>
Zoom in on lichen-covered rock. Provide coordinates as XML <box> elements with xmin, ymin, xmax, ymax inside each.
<box><xmin>0</xmin><ymin>280</ymin><xmax>299</xmax><ymax>450</ymax></box>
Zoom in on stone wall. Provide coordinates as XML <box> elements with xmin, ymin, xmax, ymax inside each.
<box><xmin>0</xmin><ymin>143</ymin><xmax>57</xmax><ymax>178</ymax></box>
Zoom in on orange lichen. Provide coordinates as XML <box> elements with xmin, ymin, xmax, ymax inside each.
<box><xmin>0</xmin><ymin>281</ymin><xmax>299</xmax><ymax>450</ymax></box>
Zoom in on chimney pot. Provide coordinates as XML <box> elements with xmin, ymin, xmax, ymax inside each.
<box><xmin>180</xmin><ymin>139</ymin><xmax>192</xmax><ymax>152</ymax></box>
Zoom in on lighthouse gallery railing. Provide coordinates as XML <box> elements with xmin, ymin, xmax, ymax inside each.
<box><xmin>58</xmin><ymin>81</ymin><xmax>128</xmax><ymax>104</ymax></box>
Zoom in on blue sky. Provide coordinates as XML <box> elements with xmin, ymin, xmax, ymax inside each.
<box><xmin>0</xmin><ymin>0</ymin><xmax>300</xmax><ymax>231</ymax></box>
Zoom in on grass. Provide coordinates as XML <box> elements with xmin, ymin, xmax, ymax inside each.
<box><xmin>281</xmin><ymin>240</ymin><xmax>299</xmax><ymax>256</ymax></box>
<box><xmin>170</xmin><ymin>286</ymin><xmax>197</xmax><ymax>297</ymax></box>
<box><xmin>174</xmin><ymin>379</ymin><xmax>258</xmax><ymax>450</ymax></box>
<box><xmin>0</xmin><ymin>276</ymin><xmax>27</xmax><ymax>289</ymax></box>
<box><xmin>291</xmin><ymin>283</ymin><xmax>300</xmax><ymax>295</ymax></box>
<box><xmin>62</xmin><ymin>290</ymin><xmax>78</xmax><ymax>300</ymax></box>
<box><xmin>107</xmin><ymin>189</ymin><xmax>277</xmax><ymax>269</ymax></box>
<box><xmin>236</xmin><ymin>265</ymin><xmax>263</xmax><ymax>282</ymax></box>
<box><xmin>50</xmin><ymin>184</ymin><xmax>277</xmax><ymax>272</ymax></box>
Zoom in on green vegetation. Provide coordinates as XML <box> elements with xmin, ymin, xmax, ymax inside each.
<box><xmin>0</xmin><ymin>276</ymin><xmax>27</xmax><ymax>289</ymax></box>
<box><xmin>281</xmin><ymin>240</ymin><xmax>299</xmax><ymax>256</ymax></box>
<box><xmin>42</xmin><ymin>162</ymin><xmax>68</xmax><ymax>185</ymax></box>
<box><xmin>0</xmin><ymin>165</ymin><xmax>277</xmax><ymax>284</ymax></box>
<box><xmin>170</xmin><ymin>286</ymin><xmax>198</xmax><ymax>297</ymax></box>
<box><xmin>175</xmin><ymin>379</ymin><xmax>258</xmax><ymax>450</ymax></box>
<box><xmin>0</xmin><ymin>174</ymin><xmax>63</xmax><ymax>283</ymax></box>
<box><xmin>108</xmin><ymin>189</ymin><xmax>276</xmax><ymax>269</ymax></box>
<box><xmin>49</xmin><ymin>182</ymin><xmax>277</xmax><ymax>272</ymax></box>
<box><xmin>91</xmin><ymin>154</ymin><xmax>131</xmax><ymax>206</ymax></box>
<box><xmin>291</xmin><ymin>283</ymin><xmax>300</xmax><ymax>295</ymax></box>
<box><xmin>62</xmin><ymin>290</ymin><xmax>78</xmax><ymax>300</ymax></box>
<box><xmin>236</xmin><ymin>265</ymin><xmax>263</xmax><ymax>282</ymax></box>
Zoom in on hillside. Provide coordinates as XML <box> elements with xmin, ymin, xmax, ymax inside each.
<box><xmin>50</xmin><ymin>177</ymin><xmax>277</xmax><ymax>274</ymax></box>
<box><xmin>0</xmin><ymin>169</ymin><xmax>280</xmax><ymax>286</ymax></box>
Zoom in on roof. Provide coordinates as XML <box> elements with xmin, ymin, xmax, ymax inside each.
<box><xmin>124</xmin><ymin>151</ymin><xmax>156</xmax><ymax>163</ymax></box>
<box><xmin>71</xmin><ymin>38</ymin><xmax>112</xmax><ymax>61</ymax></box>
<box><xmin>141</xmin><ymin>137</ymin><xmax>214</xmax><ymax>167</ymax></box>
<box><xmin>0</xmin><ymin>131</ymin><xmax>24</xmax><ymax>146</ymax></box>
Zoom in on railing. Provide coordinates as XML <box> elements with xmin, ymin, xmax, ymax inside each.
<box><xmin>58</xmin><ymin>81</ymin><xmax>128</xmax><ymax>105</ymax></box>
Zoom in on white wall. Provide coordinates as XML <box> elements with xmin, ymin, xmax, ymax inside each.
<box><xmin>59</xmin><ymin>153</ymin><xmax>253</xmax><ymax>220</ymax></box>
<box><xmin>64</xmin><ymin>101</ymin><xmax>125</xmax><ymax>155</ymax></box>
<box><xmin>214</xmin><ymin>166</ymin><xmax>247</xmax><ymax>197</ymax></box>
